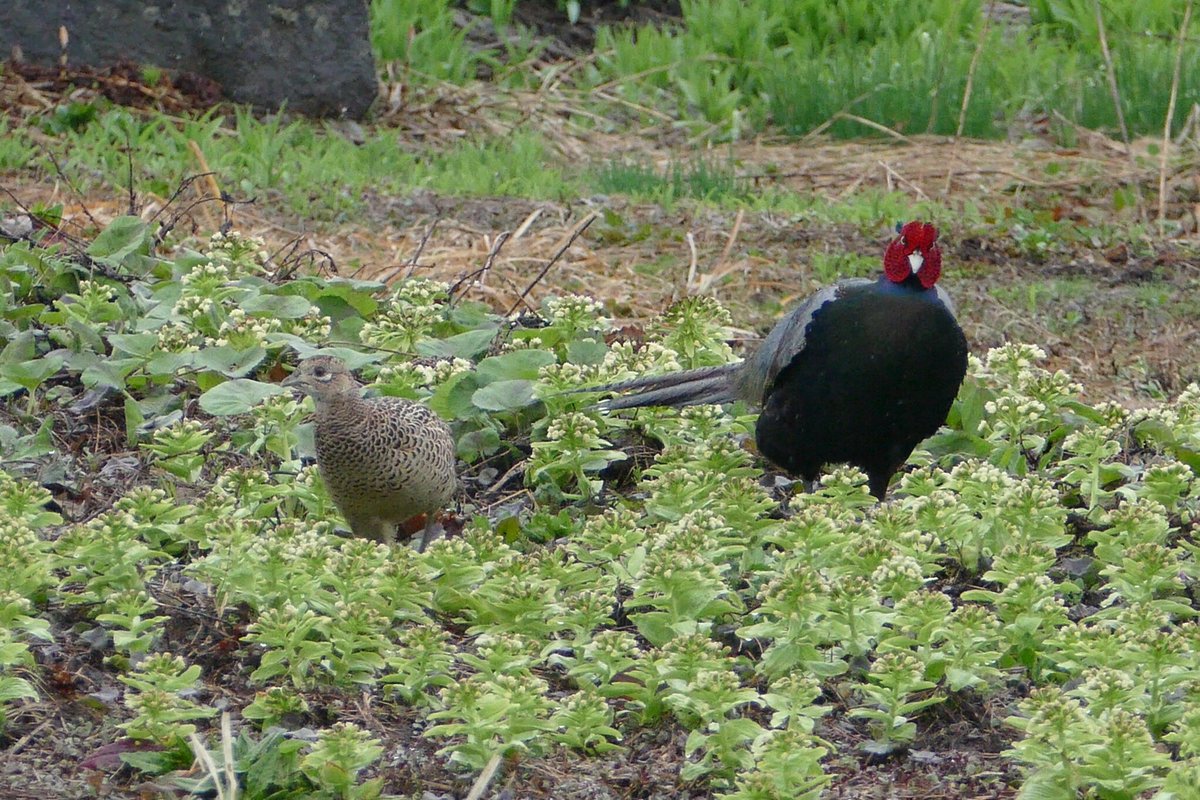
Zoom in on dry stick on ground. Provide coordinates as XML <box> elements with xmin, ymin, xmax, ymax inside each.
<box><xmin>505</xmin><ymin>212</ymin><xmax>597</xmax><ymax>316</ymax></box>
<box><xmin>836</xmin><ymin>113</ymin><xmax>917</xmax><ymax>144</ymax></box>
<box><xmin>1159</xmin><ymin>0</ymin><xmax>1195</xmax><ymax>224</ymax></box>
<box><xmin>800</xmin><ymin>88</ymin><xmax>891</xmax><ymax>143</ymax></box>
<box><xmin>945</xmin><ymin>1</ymin><xmax>995</xmax><ymax>195</ymax></box>
<box><xmin>403</xmin><ymin>218</ymin><xmax>440</xmax><ymax>280</ymax></box>
<box><xmin>40</xmin><ymin>149</ymin><xmax>102</xmax><ymax>230</ymax></box>
<box><xmin>186</xmin><ymin>139</ymin><xmax>225</xmax><ymax>231</ymax></box>
<box><xmin>511</xmin><ymin>207</ymin><xmax>543</xmax><ymax>240</ymax></box>
<box><xmin>879</xmin><ymin>161</ymin><xmax>930</xmax><ymax>200</ymax></box>
<box><xmin>188</xmin><ymin>715</ymin><xmax>236</xmax><ymax>800</ymax></box>
<box><xmin>122</xmin><ymin>131</ymin><xmax>137</xmax><ymax>215</ymax></box>
<box><xmin>693</xmin><ymin>207</ymin><xmax>746</xmax><ymax>294</ymax></box>
<box><xmin>449</xmin><ymin>229</ymin><xmax>511</xmax><ymax>305</ymax></box>
<box><xmin>482</xmin><ymin>458</ymin><xmax>530</xmax><ymax>498</ymax></box>
<box><xmin>1092</xmin><ymin>0</ymin><xmax>1132</xmax><ymax>152</ymax></box>
<box><xmin>684</xmin><ymin>231</ymin><xmax>700</xmax><ymax>291</ymax></box>
<box><xmin>1090</xmin><ymin>0</ymin><xmax>1151</xmax><ymax>217</ymax></box>
<box><xmin>151</xmin><ymin>173</ymin><xmax>246</xmax><ymax>247</ymax></box>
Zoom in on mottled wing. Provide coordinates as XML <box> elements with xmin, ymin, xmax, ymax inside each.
<box><xmin>367</xmin><ymin>398</ymin><xmax>457</xmax><ymax>491</ymax></box>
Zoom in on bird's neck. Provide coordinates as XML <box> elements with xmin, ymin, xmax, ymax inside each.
<box><xmin>313</xmin><ymin>389</ymin><xmax>370</xmax><ymax>421</ymax></box>
<box><xmin>881</xmin><ymin>273</ymin><xmax>930</xmax><ymax>292</ymax></box>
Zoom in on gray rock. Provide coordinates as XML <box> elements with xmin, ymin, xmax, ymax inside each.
<box><xmin>2</xmin><ymin>0</ymin><xmax>377</xmax><ymax>118</ymax></box>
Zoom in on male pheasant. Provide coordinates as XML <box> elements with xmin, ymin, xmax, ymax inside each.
<box><xmin>598</xmin><ymin>221</ymin><xmax>969</xmax><ymax>499</ymax></box>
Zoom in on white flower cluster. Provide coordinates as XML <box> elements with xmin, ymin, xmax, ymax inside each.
<box><xmin>537</xmin><ymin>361</ymin><xmax>595</xmax><ymax>387</ymax></box>
<box><xmin>984</xmin><ymin>342</ymin><xmax>1047</xmax><ymax>377</ymax></box>
<box><xmin>359</xmin><ymin>306</ymin><xmax>441</xmax><ymax>352</ymax></box>
<box><xmin>75</xmin><ymin>279</ymin><xmax>117</xmax><ymax>304</ymax></box>
<box><xmin>171</xmin><ymin>294</ymin><xmax>214</xmax><ymax>322</ymax></box>
<box><xmin>650</xmin><ymin>509</ymin><xmax>727</xmax><ymax>554</ymax></box>
<box><xmin>205</xmin><ymin>230</ymin><xmax>270</xmax><ymax>274</ymax></box>
<box><xmin>0</xmin><ymin>519</ymin><xmax>40</xmax><ymax>551</ymax></box>
<box><xmin>282</xmin><ymin>309</ymin><xmax>333</xmax><ymax>340</ymax></box>
<box><xmin>601</xmin><ymin>341</ymin><xmax>682</xmax><ymax>380</ymax></box>
<box><xmin>948</xmin><ymin>459</ymin><xmax>1016</xmax><ymax>493</ymax></box>
<box><xmin>545</xmin><ymin>294</ymin><xmax>610</xmax><ymax>332</ymax></box>
<box><xmin>392</xmin><ymin>278</ymin><xmax>450</xmax><ymax>307</ymax></box>
<box><xmin>379</xmin><ymin>357</ymin><xmax>472</xmax><ymax>389</ymax></box>
<box><xmin>818</xmin><ymin>465</ymin><xmax>872</xmax><ymax>493</ymax></box>
<box><xmin>180</xmin><ymin>260</ymin><xmax>231</xmax><ymax>290</ymax></box>
<box><xmin>981</xmin><ymin>393</ymin><xmax>1049</xmax><ymax>437</ymax></box>
<box><xmin>207</xmin><ymin>307</ymin><xmax>282</xmax><ymax>348</ymax></box>
<box><xmin>544</xmin><ymin>412</ymin><xmax>603</xmax><ymax>446</ymax></box>
<box><xmin>209</xmin><ymin>468</ymin><xmax>272</xmax><ymax>505</ymax></box>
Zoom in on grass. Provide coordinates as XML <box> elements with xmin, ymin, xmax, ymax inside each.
<box><xmin>568</xmin><ymin>0</ymin><xmax>1199</xmax><ymax>140</ymax></box>
<box><xmin>591</xmin><ymin>159</ymin><xmax>754</xmax><ymax>207</ymax></box>
<box><xmin>14</xmin><ymin>101</ymin><xmax>989</xmax><ymax>230</ymax></box>
<box><xmin>12</xmin><ymin>107</ymin><xmax>579</xmax><ymax>218</ymax></box>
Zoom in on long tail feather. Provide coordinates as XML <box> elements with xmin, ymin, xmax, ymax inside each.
<box><xmin>585</xmin><ymin>364</ymin><xmax>741</xmax><ymax>410</ymax></box>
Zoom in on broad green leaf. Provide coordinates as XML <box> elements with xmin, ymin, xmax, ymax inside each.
<box><xmin>124</xmin><ymin>396</ymin><xmax>145</xmax><ymax>446</ymax></box>
<box><xmin>418</xmin><ymin>328</ymin><xmax>497</xmax><ymax>360</ymax></box>
<box><xmin>0</xmin><ymin>331</ymin><xmax>39</xmax><ymax>364</ymax></box>
<box><xmin>107</xmin><ymin>332</ymin><xmax>159</xmax><ymax>358</ymax></box>
<box><xmin>471</xmin><ymin>379</ymin><xmax>537</xmax><ymax>411</ymax></box>
<box><xmin>194</xmin><ymin>345</ymin><xmax>267</xmax><ymax>377</ymax></box>
<box><xmin>457</xmin><ymin>426</ymin><xmax>501</xmax><ymax>460</ymax></box>
<box><xmin>428</xmin><ymin>372</ymin><xmax>481</xmax><ymax>420</ymax></box>
<box><xmin>146</xmin><ymin>352</ymin><xmax>196</xmax><ymax>377</ymax></box>
<box><xmin>87</xmin><ymin>216</ymin><xmax>151</xmax><ymax>266</ymax></box>
<box><xmin>0</xmin><ymin>417</ymin><xmax>55</xmax><ymax>459</ymax></box>
<box><xmin>0</xmin><ymin>676</ymin><xmax>38</xmax><ymax>703</ymax></box>
<box><xmin>1</xmin><ymin>355</ymin><xmax>65</xmax><ymax>390</ymax></box>
<box><xmin>240</xmin><ymin>294</ymin><xmax>317</xmax><ymax>319</ymax></box>
<box><xmin>268</xmin><ymin>336</ymin><xmax>379</xmax><ymax>370</ymax></box>
<box><xmin>198</xmin><ymin>379</ymin><xmax>286</xmax><ymax>416</ymax></box>
<box><xmin>475</xmin><ymin>350</ymin><xmax>556</xmax><ymax>382</ymax></box>
<box><xmin>567</xmin><ymin>338</ymin><xmax>608</xmax><ymax>365</ymax></box>
<box><xmin>82</xmin><ymin>359</ymin><xmax>138</xmax><ymax>392</ymax></box>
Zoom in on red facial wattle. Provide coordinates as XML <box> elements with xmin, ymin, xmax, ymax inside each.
<box><xmin>883</xmin><ymin>221</ymin><xmax>941</xmax><ymax>288</ymax></box>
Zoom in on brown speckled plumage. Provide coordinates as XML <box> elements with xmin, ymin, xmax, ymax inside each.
<box><xmin>282</xmin><ymin>356</ymin><xmax>456</xmax><ymax>550</ymax></box>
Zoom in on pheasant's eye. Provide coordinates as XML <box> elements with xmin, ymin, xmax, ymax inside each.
<box><xmin>899</xmin><ymin>236</ymin><xmax>908</xmax><ymax>247</ymax></box>
<box><xmin>314</xmin><ymin>367</ymin><xmax>329</xmax><ymax>379</ymax></box>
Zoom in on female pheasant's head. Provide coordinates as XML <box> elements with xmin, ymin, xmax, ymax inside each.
<box><xmin>883</xmin><ymin>221</ymin><xmax>942</xmax><ymax>289</ymax></box>
<box><xmin>282</xmin><ymin>355</ymin><xmax>361</xmax><ymax>400</ymax></box>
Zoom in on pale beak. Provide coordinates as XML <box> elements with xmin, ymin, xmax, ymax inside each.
<box><xmin>282</xmin><ymin>372</ymin><xmax>301</xmax><ymax>387</ymax></box>
<box><xmin>907</xmin><ymin>252</ymin><xmax>924</xmax><ymax>273</ymax></box>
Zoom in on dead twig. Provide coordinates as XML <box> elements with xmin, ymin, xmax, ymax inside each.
<box><xmin>800</xmin><ymin>87</ymin><xmax>893</xmax><ymax>142</ymax></box>
<box><xmin>691</xmin><ymin>208</ymin><xmax>745</xmax><ymax>294</ymax></box>
<box><xmin>1092</xmin><ymin>0</ymin><xmax>1132</xmax><ymax>154</ymax></box>
<box><xmin>684</xmin><ymin>231</ymin><xmax>699</xmax><ymax>292</ymax></box>
<box><xmin>836</xmin><ymin>113</ymin><xmax>915</xmax><ymax>144</ymax></box>
<box><xmin>40</xmin><ymin>148</ymin><xmax>101</xmax><ymax>231</ymax></box>
<box><xmin>186</xmin><ymin>139</ymin><xmax>226</xmax><ymax>230</ymax></box>
<box><xmin>505</xmin><ymin>212</ymin><xmax>597</xmax><ymax>316</ymax></box>
<box><xmin>1159</xmin><ymin>0</ymin><xmax>1194</xmax><ymax>224</ymax></box>
<box><xmin>404</xmin><ymin>218</ymin><xmax>440</xmax><ymax>279</ymax></box>
<box><xmin>947</xmin><ymin>0</ymin><xmax>995</xmax><ymax>194</ymax></box>
<box><xmin>878</xmin><ymin>161</ymin><xmax>929</xmax><ymax>200</ymax></box>
<box><xmin>465</xmin><ymin>752</ymin><xmax>504</xmax><ymax>800</ymax></box>
<box><xmin>449</xmin><ymin>229</ymin><xmax>512</xmax><ymax>305</ymax></box>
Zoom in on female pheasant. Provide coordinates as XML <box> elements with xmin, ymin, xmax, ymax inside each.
<box><xmin>283</xmin><ymin>356</ymin><xmax>456</xmax><ymax>550</ymax></box>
